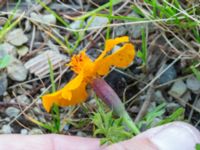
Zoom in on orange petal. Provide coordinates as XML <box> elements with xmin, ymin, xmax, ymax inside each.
<box><xmin>66</xmin><ymin>82</ymin><xmax>88</xmax><ymax>105</ymax></box>
<box><xmin>65</xmin><ymin>72</ymin><xmax>84</xmax><ymax>91</ymax></box>
<box><xmin>42</xmin><ymin>76</ymin><xmax>88</xmax><ymax>112</ymax></box>
<box><xmin>104</xmin><ymin>36</ymin><xmax>129</xmax><ymax>51</ymax></box>
<box><xmin>96</xmin><ymin>36</ymin><xmax>129</xmax><ymax>62</ymax></box>
<box><xmin>42</xmin><ymin>90</ymin><xmax>66</xmax><ymax>112</ymax></box>
<box><xmin>97</xmin><ymin>43</ymin><xmax>135</xmax><ymax>75</ymax></box>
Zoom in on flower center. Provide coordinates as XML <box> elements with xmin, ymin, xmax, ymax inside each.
<box><xmin>68</xmin><ymin>51</ymin><xmax>93</xmax><ymax>74</ymax></box>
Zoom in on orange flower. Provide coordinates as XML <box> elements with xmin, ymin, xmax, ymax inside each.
<box><xmin>42</xmin><ymin>36</ymin><xmax>135</xmax><ymax>112</ymax></box>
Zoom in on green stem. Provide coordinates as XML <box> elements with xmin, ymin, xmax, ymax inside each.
<box><xmin>74</xmin><ymin>0</ymin><xmax>122</xmax><ymax>20</ymax></box>
<box><xmin>122</xmin><ymin>111</ymin><xmax>140</xmax><ymax>135</ymax></box>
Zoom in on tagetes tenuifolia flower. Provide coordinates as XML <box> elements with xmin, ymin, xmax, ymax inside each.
<box><xmin>42</xmin><ymin>36</ymin><xmax>135</xmax><ymax>112</ymax></box>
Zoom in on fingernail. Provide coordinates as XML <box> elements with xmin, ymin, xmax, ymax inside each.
<box><xmin>150</xmin><ymin>122</ymin><xmax>200</xmax><ymax>150</ymax></box>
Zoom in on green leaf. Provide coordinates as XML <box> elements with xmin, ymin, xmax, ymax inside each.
<box><xmin>91</xmin><ymin>99</ymin><xmax>133</xmax><ymax>145</ymax></box>
<box><xmin>0</xmin><ymin>55</ymin><xmax>11</xmax><ymax>69</ymax></box>
<box><xmin>196</xmin><ymin>144</ymin><xmax>200</xmax><ymax>150</ymax></box>
<box><xmin>191</xmin><ymin>66</ymin><xmax>200</xmax><ymax>81</ymax></box>
<box><xmin>137</xmin><ymin>50</ymin><xmax>143</xmax><ymax>59</ymax></box>
<box><xmin>157</xmin><ymin>108</ymin><xmax>184</xmax><ymax>126</ymax></box>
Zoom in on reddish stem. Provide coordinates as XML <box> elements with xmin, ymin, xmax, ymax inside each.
<box><xmin>91</xmin><ymin>78</ymin><xmax>126</xmax><ymax>116</ymax></box>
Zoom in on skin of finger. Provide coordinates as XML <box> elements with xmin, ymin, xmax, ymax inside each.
<box><xmin>104</xmin><ymin>122</ymin><xmax>200</xmax><ymax>150</ymax></box>
<box><xmin>0</xmin><ymin>122</ymin><xmax>199</xmax><ymax>150</ymax></box>
<box><xmin>148</xmin><ymin>122</ymin><xmax>200</xmax><ymax>150</ymax></box>
<box><xmin>0</xmin><ymin>134</ymin><xmax>101</xmax><ymax>150</ymax></box>
<box><xmin>102</xmin><ymin>137</ymin><xmax>158</xmax><ymax>150</ymax></box>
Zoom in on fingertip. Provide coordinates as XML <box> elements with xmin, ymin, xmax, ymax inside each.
<box><xmin>104</xmin><ymin>122</ymin><xmax>200</xmax><ymax>150</ymax></box>
<box><xmin>148</xmin><ymin>122</ymin><xmax>200</xmax><ymax>150</ymax></box>
<box><xmin>47</xmin><ymin>134</ymin><xmax>101</xmax><ymax>150</ymax></box>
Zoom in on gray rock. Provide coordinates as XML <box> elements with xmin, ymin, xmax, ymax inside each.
<box><xmin>114</xmin><ymin>26</ymin><xmax>127</xmax><ymax>36</ymax></box>
<box><xmin>169</xmin><ymin>80</ymin><xmax>187</xmax><ymax>97</ymax></box>
<box><xmin>154</xmin><ymin>90</ymin><xmax>165</xmax><ymax>104</ymax></box>
<box><xmin>196</xmin><ymin>99</ymin><xmax>200</xmax><ymax>109</ymax></box>
<box><xmin>30</xmin><ymin>13</ymin><xmax>56</xmax><ymax>24</ymax></box>
<box><xmin>181</xmin><ymin>91</ymin><xmax>191</xmax><ymax>106</ymax></box>
<box><xmin>0</xmin><ymin>45</ymin><xmax>7</xmax><ymax>58</ymax></box>
<box><xmin>186</xmin><ymin>76</ymin><xmax>200</xmax><ymax>94</ymax></box>
<box><xmin>24</xmin><ymin>20</ymin><xmax>32</xmax><ymax>32</ymax></box>
<box><xmin>6</xmin><ymin>29</ymin><xmax>28</xmax><ymax>46</ymax></box>
<box><xmin>0</xmin><ymin>72</ymin><xmax>7</xmax><ymax>96</ymax></box>
<box><xmin>30</xmin><ymin>12</ymin><xmax>41</xmax><ymax>21</ymax></box>
<box><xmin>47</xmin><ymin>40</ymin><xmax>59</xmax><ymax>52</ymax></box>
<box><xmin>43</xmin><ymin>14</ymin><xmax>56</xmax><ymax>24</ymax></box>
<box><xmin>29</xmin><ymin>128</ymin><xmax>43</xmax><ymax>135</ymax></box>
<box><xmin>4</xmin><ymin>117</ymin><xmax>10</xmax><ymax>122</ymax></box>
<box><xmin>76</xmin><ymin>131</ymin><xmax>87</xmax><ymax>137</ymax></box>
<box><xmin>159</xmin><ymin>65</ymin><xmax>177</xmax><ymax>84</ymax></box>
<box><xmin>87</xmin><ymin>16</ymin><xmax>109</xmax><ymax>28</ymax></box>
<box><xmin>7</xmin><ymin>56</ymin><xmax>28</xmax><ymax>81</ymax></box>
<box><xmin>70</xmin><ymin>20</ymin><xmax>85</xmax><ymax>30</ymax></box>
<box><xmin>0</xmin><ymin>125</ymin><xmax>13</xmax><ymax>134</ymax></box>
<box><xmin>17</xmin><ymin>46</ymin><xmax>29</xmax><ymax>57</ymax></box>
<box><xmin>20</xmin><ymin>129</ymin><xmax>28</xmax><ymax>135</ymax></box>
<box><xmin>16</xmin><ymin>95</ymin><xmax>31</xmax><ymax>105</ymax></box>
<box><xmin>63</xmin><ymin>124</ymin><xmax>70</xmax><ymax>131</ymax></box>
<box><xmin>5</xmin><ymin>107</ymin><xmax>20</xmax><ymax>117</ymax></box>
<box><xmin>166</xmin><ymin>102</ymin><xmax>180</xmax><ymax>113</ymax></box>
<box><xmin>126</xmin><ymin>12</ymin><xmax>155</xmax><ymax>38</ymax></box>
<box><xmin>0</xmin><ymin>42</ymin><xmax>17</xmax><ymax>57</ymax></box>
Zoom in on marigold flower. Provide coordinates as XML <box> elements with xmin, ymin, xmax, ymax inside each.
<box><xmin>42</xmin><ymin>36</ymin><xmax>135</xmax><ymax>112</ymax></box>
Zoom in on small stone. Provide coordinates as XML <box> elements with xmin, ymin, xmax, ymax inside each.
<box><xmin>196</xmin><ymin>99</ymin><xmax>200</xmax><ymax>109</ymax></box>
<box><xmin>4</xmin><ymin>117</ymin><xmax>10</xmax><ymax>122</ymax></box>
<box><xmin>76</xmin><ymin>131</ymin><xmax>87</xmax><ymax>137</ymax></box>
<box><xmin>114</xmin><ymin>26</ymin><xmax>127</xmax><ymax>36</ymax></box>
<box><xmin>47</xmin><ymin>40</ymin><xmax>59</xmax><ymax>52</ymax></box>
<box><xmin>16</xmin><ymin>95</ymin><xmax>31</xmax><ymax>105</ymax></box>
<box><xmin>43</xmin><ymin>14</ymin><xmax>56</xmax><ymax>24</ymax></box>
<box><xmin>70</xmin><ymin>20</ymin><xmax>85</xmax><ymax>30</ymax></box>
<box><xmin>63</xmin><ymin>124</ymin><xmax>70</xmax><ymax>131</ymax></box>
<box><xmin>0</xmin><ymin>42</ymin><xmax>17</xmax><ymax>57</ymax></box>
<box><xmin>0</xmin><ymin>45</ymin><xmax>7</xmax><ymax>58</ymax></box>
<box><xmin>0</xmin><ymin>125</ymin><xmax>12</xmax><ymax>134</ymax></box>
<box><xmin>166</xmin><ymin>102</ymin><xmax>180</xmax><ymax>113</ymax></box>
<box><xmin>16</xmin><ymin>87</ymin><xmax>26</xmax><ymax>95</ymax></box>
<box><xmin>33</xmin><ymin>107</ymin><xmax>41</xmax><ymax>114</ymax></box>
<box><xmin>181</xmin><ymin>91</ymin><xmax>191</xmax><ymax>106</ymax></box>
<box><xmin>7</xmin><ymin>56</ymin><xmax>28</xmax><ymax>81</ymax></box>
<box><xmin>5</xmin><ymin>107</ymin><xmax>20</xmax><ymax>117</ymax></box>
<box><xmin>30</xmin><ymin>12</ymin><xmax>42</xmax><ymax>22</ymax></box>
<box><xmin>126</xmin><ymin>12</ymin><xmax>155</xmax><ymax>38</ymax></box>
<box><xmin>24</xmin><ymin>20</ymin><xmax>32</xmax><ymax>32</ymax></box>
<box><xmin>154</xmin><ymin>90</ymin><xmax>165</xmax><ymax>104</ymax></box>
<box><xmin>169</xmin><ymin>80</ymin><xmax>187</xmax><ymax>97</ymax></box>
<box><xmin>186</xmin><ymin>76</ymin><xmax>200</xmax><ymax>94</ymax></box>
<box><xmin>129</xmin><ymin>106</ymin><xmax>139</xmax><ymax>113</ymax></box>
<box><xmin>87</xmin><ymin>16</ymin><xmax>109</xmax><ymax>28</ymax></box>
<box><xmin>0</xmin><ymin>72</ymin><xmax>7</xmax><ymax>96</ymax></box>
<box><xmin>17</xmin><ymin>46</ymin><xmax>29</xmax><ymax>57</ymax></box>
<box><xmin>29</xmin><ymin>128</ymin><xmax>43</xmax><ymax>135</ymax></box>
<box><xmin>30</xmin><ymin>13</ymin><xmax>56</xmax><ymax>24</ymax></box>
<box><xmin>159</xmin><ymin>65</ymin><xmax>177</xmax><ymax>84</ymax></box>
<box><xmin>6</xmin><ymin>29</ymin><xmax>28</xmax><ymax>46</ymax></box>
<box><xmin>20</xmin><ymin>129</ymin><xmax>28</xmax><ymax>135</ymax></box>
